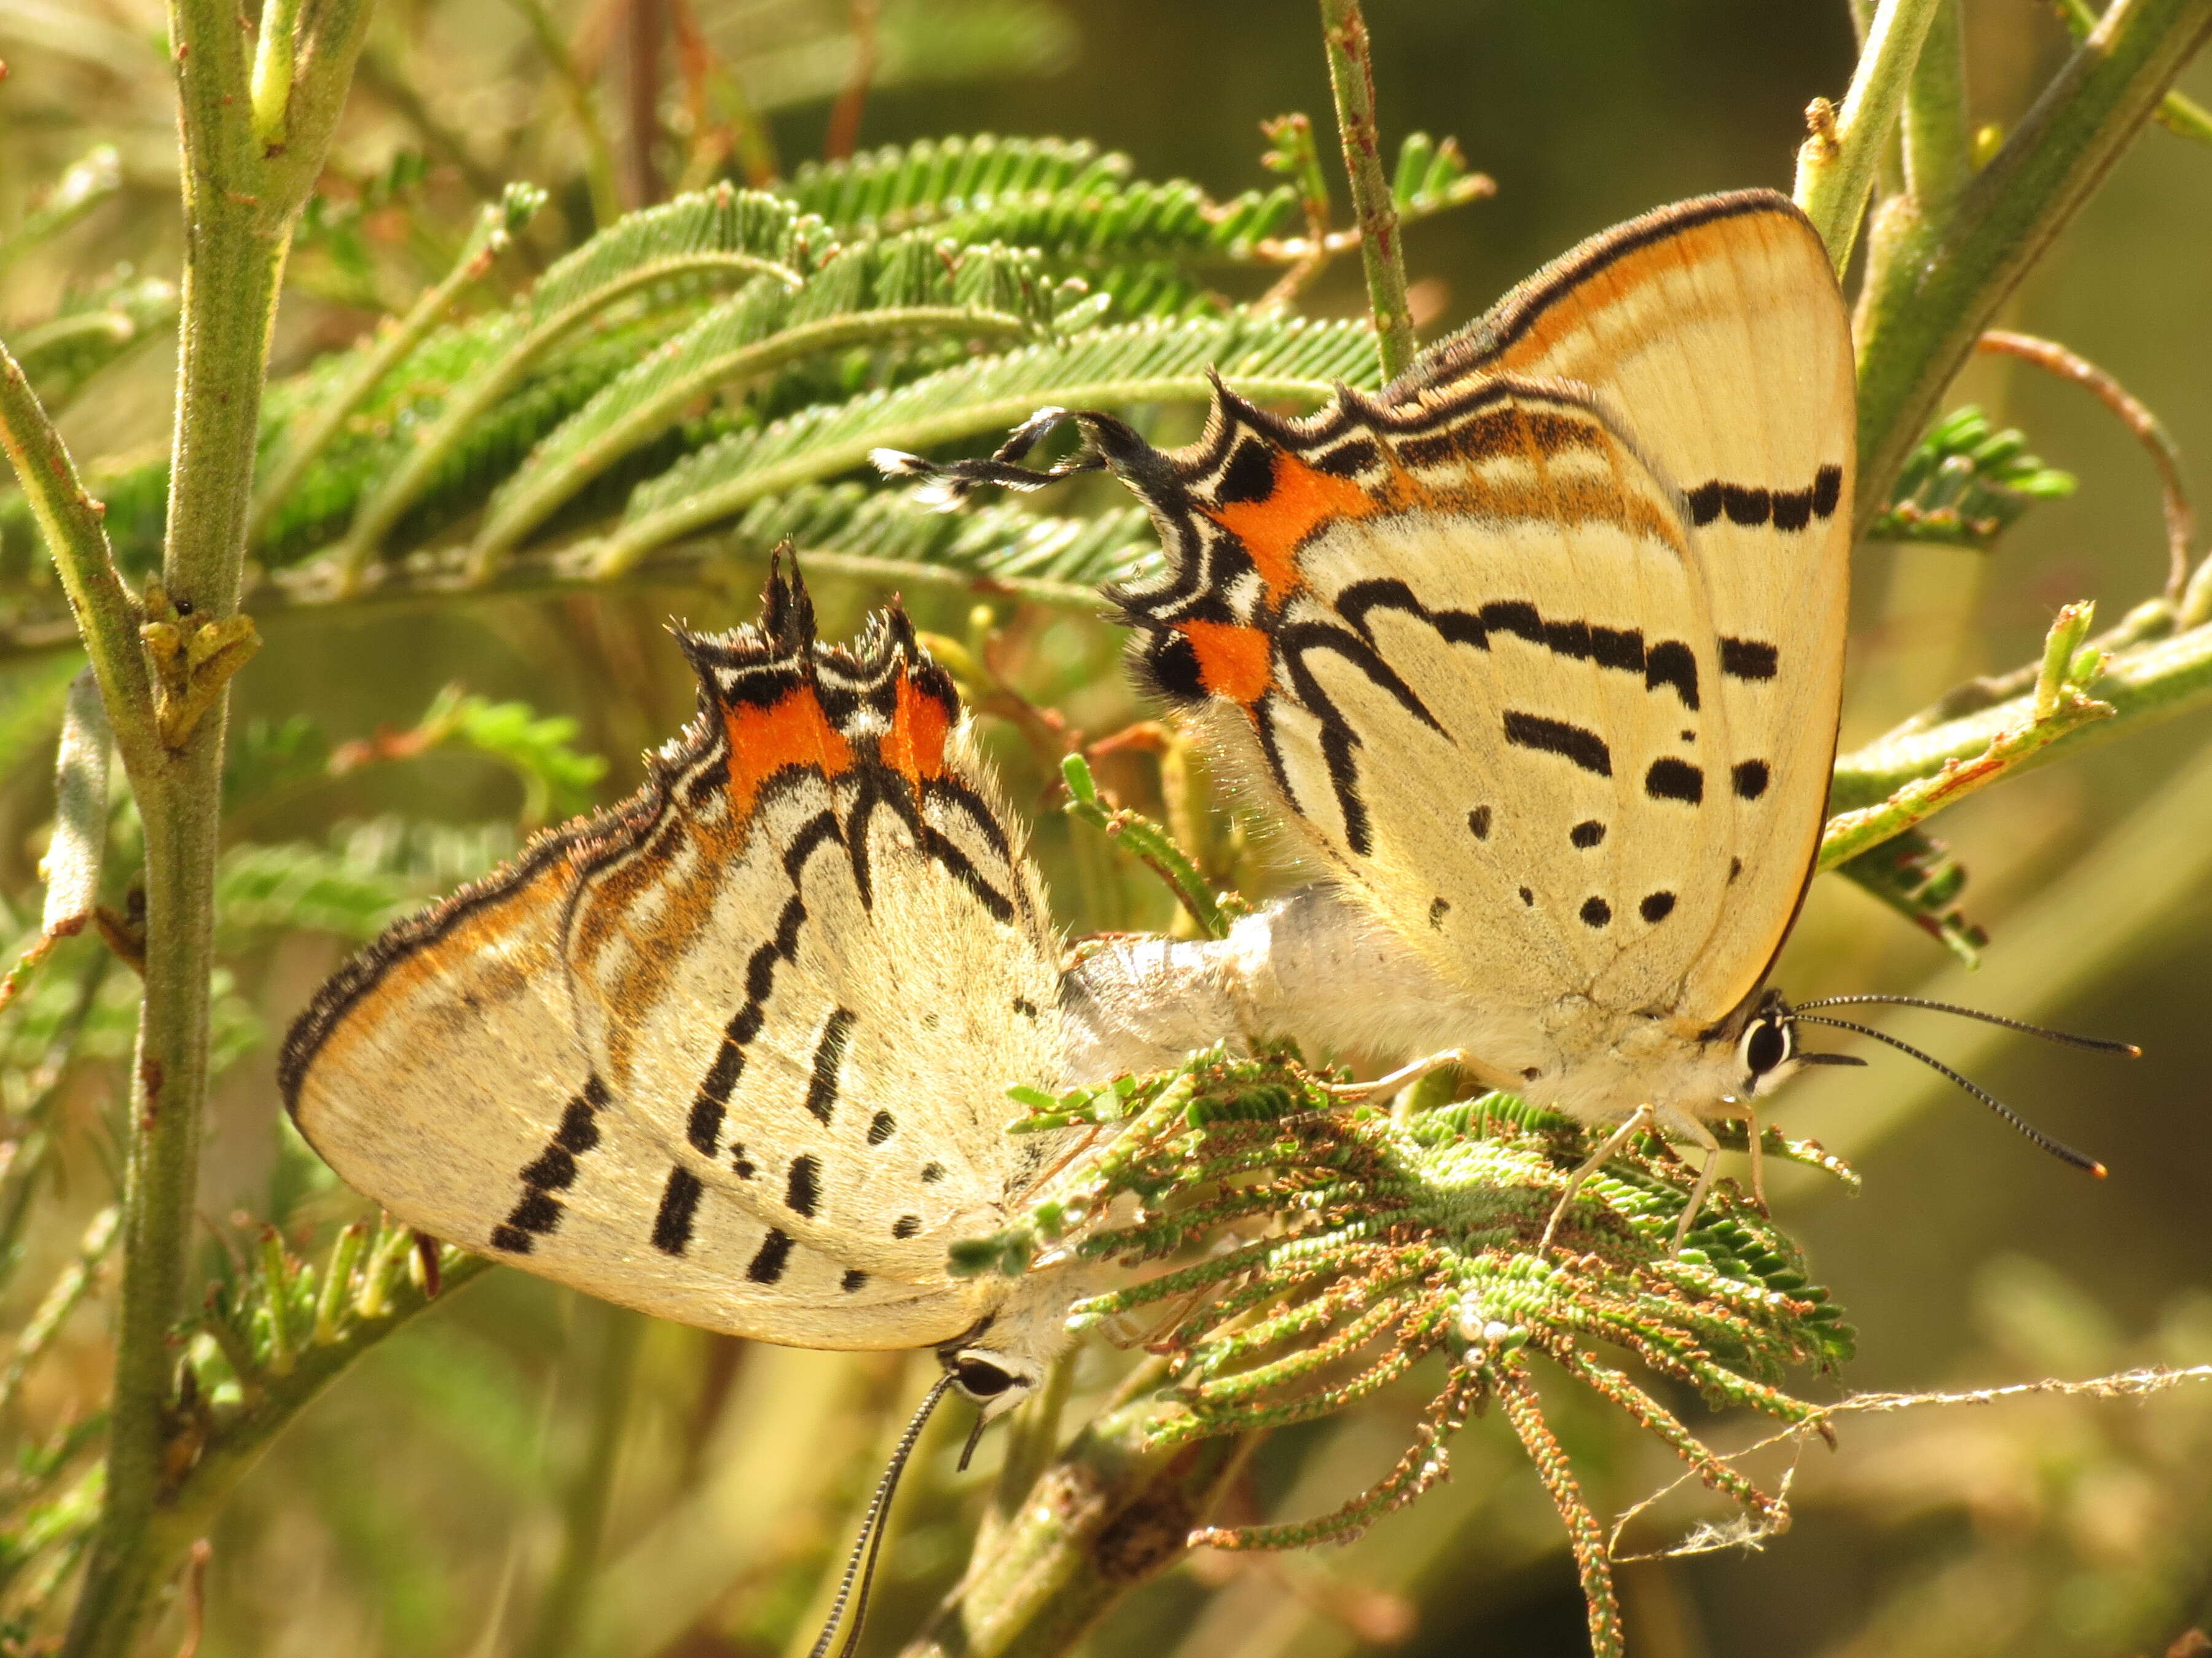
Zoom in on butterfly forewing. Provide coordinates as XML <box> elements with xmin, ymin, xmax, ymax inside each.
<box><xmin>282</xmin><ymin>565</ymin><xmax>1063</xmax><ymax>1349</ymax></box>
<box><xmin>1409</xmin><ymin>194</ymin><xmax>1856</xmax><ymax>1025</ymax></box>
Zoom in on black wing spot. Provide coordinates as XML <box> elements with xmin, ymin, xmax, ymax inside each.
<box><xmin>785</xmin><ymin>1154</ymin><xmax>822</xmax><ymax>1218</ymax></box>
<box><xmin>1720</xmin><ymin>637</ymin><xmax>1779</xmax><ymax>680</ymax></box>
<box><xmin>1570</xmin><ymin>819</ymin><xmax>1605</xmax><ymax>849</ymax></box>
<box><xmin>1468</xmin><ymin>804</ymin><xmax>1492</xmax><ymax>840</ymax></box>
<box><xmin>490</xmin><ymin>1226</ymin><xmax>532</xmax><ymax>1254</ymax></box>
<box><xmin>1813</xmin><ymin>463</ymin><xmax>1843</xmax><ymax>518</ymax></box>
<box><xmin>731</xmin><ymin>1142</ymin><xmax>755</xmax><ymax>1179</ymax></box>
<box><xmin>520</xmin><ymin>1146</ymin><xmax>576</xmax><ymax>1191</ymax></box>
<box><xmin>1644</xmin><ymin>641</ymin><xmax>1700</xmax><ymax>711</ymax></box>
<box><xmin>803</xmin><ymin>1008</ymin><xmax>856</xmax><ymax>1126</ymax></box>
<box><xmin>555</xmin><ymin>1091</ymin><xmax>603</xmax><ymax>1154</ymax></box>
<box><xmin>1518</xmin><ymin>886</ymin><xmax>1535</xmax><ymax>906</ymax></box>
<box><xmin>507</xmin><ymin>1189</ymin><xmax>561</xmax><ymax>1235</ymax></box>
<box><xmin>1216</xmin><ymin>437</ymin><xmax>1277</xmax><ymax>504</ymax></box>
<box><xmin>651</xmin><ymin>1167</ymin><xmax>703</xmax><ymax>1256</ymax></box>
<box><xmin>1687</xmin><ymin>482</ymin><xmax>1725</xmax><ymax>525</ymax></box>
<box><xmin>1645</xmin><ymin>759</ymin><xmax>1704</xmax><ymax>805</ymax></box>
<box><xmin>1429</xmin><ymin>897</ymin><xmax>1450</xmax><ymax>928</ymax></box>
<box><xmin>1640</xmin><ymin>891</ymin><xmax>1677</xmax><ymax>923</ymax></box>
<box><xmin>841</xmin><ymin>1269</ymin><xmax>869</xmax><ymax>1293</ymax></box>
<box><xmin>746</xmin><ymin>1228</ymin><xmax>794</xmax><ymax>1284</ymax></box>
<box><xmin>1728</xmin><ymin>857</ymin><xmax>1743</xmax><ymax>883</ymax></box>
<box><xmin>1723</xmin><ymin>484</ymin><xmax>1771</xmax><ymax>525</ymax></box>
<box><xmin>1732</xmin><ymin>759</ymin><xmax>1771</xmax><ymax>799</ymax></box>
<box><xmin>1503</xmin><ymin>711</ymin><xmax>1611</xmax><ymax>777</ymax></box>
<box><xmin>1579</xmin><ymin>896</ymin><xmax>1612</xmax><ymax>928</ymax></box>
<box><xmin>1013</xmin><ymin>996</ymin><xmax>1040</xmax><ymax>1019</ymax></box>
<box><xmin>892</xmin><ymin>1214</ymin><xmax>922</xmax><ymax>1240</ymax></box>
<box><xmin>920</xmin><ymin>1162</ymin><xmax>947</xmax><ymax>1184</ymax></box>
<box><xmin>869</xmin><ymin>1110</ymin><xmax>896</xmax><ymax>1146</ymax></box>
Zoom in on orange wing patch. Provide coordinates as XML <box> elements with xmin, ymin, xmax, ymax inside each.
<box><xmin>723</xmin><ymin>687</ymin><xmax>855</xmax><ymax>822</ymax></box>
<box><xmin>884</xmin><ymin>670</ymin><xmax>952</xmax><ymax>789</ymax></box>
<box><xmin>1177</xmin><ymin>619</ymin><xmax>1272</xmax><ymax>707</ymax></box>
<box><xmin>1206</xmin><ymin>448</ymin><xmax>1379</xmax><ymax>598</ymax></box>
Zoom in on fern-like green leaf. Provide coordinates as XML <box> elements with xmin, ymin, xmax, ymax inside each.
<box><xmin>10</xmin><ymin>275</ymin><xmax>178</xmax><ymax>413</ymax></box>
<box><xmin>469</xmin><ymin>237</ymin><xmax>1079</xmax><ymax>569</ymax></box>
<box><xmin>595</xmin><ymin>314</ymin><xmax>1378</xmax><ymax>574</ymax></box>
<box><xmin>782</xmin><ymin>135</ymin><xmax>1300</xmax><ymax>270</ymax></box>
<box><xmin>1870</xmin><ymin>405</ymin><xmax>2076</xmax><ymax>549</ymax></box>
<box><xmin>705</xmin><ymin>481</ymin><xmax>1158</xmax><ymax>600</ymax></box>
<box><xmin>324</xmin><ymin>185</ymin><xmax>818</xmax><ymax>577</ymax></box>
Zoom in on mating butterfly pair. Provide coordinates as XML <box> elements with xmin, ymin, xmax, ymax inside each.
<box><xmin>286</xmin><ymin>189</ymin><xmax>2120</xmax><ymax>1447</ymax></box>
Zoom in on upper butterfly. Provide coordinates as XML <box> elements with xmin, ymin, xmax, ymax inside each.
<box><xmin>281</xmin><ymin>558</ymin><xmax>1083</xmax><ymax>1414</ymax></box>
<box><xmin>880</xmin><ymin>189</ymin><xmax>2110</xmax><ymax>1243</ymax></box>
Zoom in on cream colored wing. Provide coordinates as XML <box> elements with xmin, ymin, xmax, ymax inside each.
<box><xmin>1102</xmin><ymin>191</ymin><xmax>1852</xmax><ymax>1033</ymax></box>
<box><xmin>1394</xmin><ymin>192</ymin><xmax>1855</xmax><ymax>1024</ymax></box>
<box><xmin>559</xmin><ymin>598</ymin><xmax>1065</xmax><ymax>1281</ymax></box>
<box><xmin>280</xmin><ymin>563</ymin><xmax>1061</xmax><ymax>1349</ymax></box>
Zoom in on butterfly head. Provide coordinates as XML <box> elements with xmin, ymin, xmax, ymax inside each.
<box><xmin>1731</xmin><ymin>990</ymin><xmax>1808</xmax><ymax>1103</ymax></box>
<box><xmin>936</xmin><ymin>1269</ymin><xmax>1078</xmax><ymax>1422</ymax></box>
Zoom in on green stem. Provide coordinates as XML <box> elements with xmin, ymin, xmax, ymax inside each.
<box><xmin>1829</xmin><ymin>609</ymin><xmax>2212</xmax><ymax>813</ymax></box>
<box><xmin>510</xmin><ymin>0</ymin><xmax>624</xmax><ymax>232</ymax></box>
<box><xmin>1853</xmin><ymin>0</ymin><xmax>2212</xmax><ymax>527</ymax></box>
<box><xmin>1902</xmin><ymin>0</ymin><xmax>1972</xmax><ymax>209</ymax></box>
<box><xmin>59</xmin><ymin>0</ymin><xmax>374</xmax><ymax>1646</ymax></box>
<box><xmin>332</xmin><ymin>248</ymin><xmax>798</xmax><ymax>585</ymax></box>
<box><xmin>1819</xmin><ymin>606</ymin><xmax>2111</xmax><ymax>870</ymax></box>
<box><xmin>1792</xmin><ymin>0</ymin><xmax>1946</xmax><ymax>272</ymax></box>
<box><xmin>1061</xmin><ymin>753</ymin><xmax>1231</xmax><ymax>939</ymax></box>
<box><xmin>2055</xmin><ymin>0</ymin><xmax>2212</xmax><ymax>141</ymax></box>
<box><xmin>521</xmin><ymin>1304</ymin><xmax>644</xmax><ymax>1658</ymax></box>
<box><xmin>249</xmin><ymin>184</ymin><xmax>546</xmax><ymax>545</ymax></box>
<box><xmin>468</xmin><ymin>303</ymin><xmax>1036</xmax><ymax>576</ymax></box>
<box><xmin>1316</xmin><ymin>0</ymin><xmax>1416</xmax><ymax>380</ymax></box>
<box><xmin>0</xmin><ymin>342</ymin><xmax>160</xmax><ymax>775</ymax></box>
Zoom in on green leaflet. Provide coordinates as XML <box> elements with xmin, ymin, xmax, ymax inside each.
<box><xmin>327</xmin><ymin>185</ymin><xmax>817</xmax><ymax>580</ymax></box>
<box><xmin>469</xmin><ymin>237</ymin><xmax>1080</xmax><ymax>570</ymax></box>
<box><xmin>595</xmin><ymin>314</ymin><xmax>1380</xmax><ymax>574</ymax></box>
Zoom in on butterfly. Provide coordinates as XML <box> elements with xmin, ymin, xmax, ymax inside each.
<box><xmin>280</xmin><ymin>557</ymin><xmax>1090</xmax><ymax>1418</ymax></box>
<box><xmin>879</xmin><ymin>189</ymin><xmax>2127</xmax><ymax>1244</ymax></box>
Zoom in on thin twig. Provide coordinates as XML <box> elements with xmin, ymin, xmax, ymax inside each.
<box><xmin>1794</xmin><ymin>0</ymin><xmax>1945</xmax><ymax>270</ymax></box>
<box><xmin>1316</xmin><ymin>0</ymin><xmax>1416</xmax><ymax>380</ymax></box>
<box><xmin>823</xmin><ymin>0</ymin><xmax>879</xmax><ymax>163</ymax></box>
<box><xmin>1977</xmin><ymin>328</ymin><xmax>2198</xmax><ymax>601</ymax></box>
<box><xmin>2053</xmin><ymin>0</ymin><xmax>2212</xmax><ymax>141</ymax></box>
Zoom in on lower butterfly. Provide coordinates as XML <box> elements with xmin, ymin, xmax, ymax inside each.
<box><xmin>281</xmin><ymin>561</ymin><xmax>1097</xmax><ymax>1619</ymax></box>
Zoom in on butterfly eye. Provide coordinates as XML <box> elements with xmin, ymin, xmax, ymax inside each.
<box><xmin>951</xmin><ymin>1355</ymin><xmax>1020</xmax><ymax>1400</ymax></box>
<box><xmin>1741</xmin><ymin>1015</ymin><xmax>1792</xmax><ymax>1080</ymax></box>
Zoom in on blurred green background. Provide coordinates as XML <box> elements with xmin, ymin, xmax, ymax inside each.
<box><xmin>2</xmin><ymin>1</ymin><xmax>2210</xmax><ymax>1654</ymax></box>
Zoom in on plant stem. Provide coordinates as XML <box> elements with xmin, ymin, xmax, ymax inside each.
<box><xmin>1792</xmin><ymin>0</ymin><xmax>1945</xmax><ymax>272</ymax></box>
<box><xmin>0</xmin><ymin>342</ymin><xmax>160</xmax><ymax>776</ymax></box>
<box><xmin>1316</xmin><ymin>0</ymin><xmax>1416</xmax><ymax>380</ymax></box>
<box><xmin>2053</xmin><ymin>0</ymin><xmax>2212</xmax><ymax>141</ymax></box>
<box><xmin>521</xmin><ymin>1304</ymin><xmax>644</xmax><ymax>1658</ymax></box>
<box><xmin>60</xmin><ymin>0</ymin><xmax>375</xmax><ymax>1645</ymax></box>
<box><xmin>1829</xmin><ymin>609</ymin><xmax>2212</xmax><ymax>812</ymax></box>
<box><xmin>900</xmin><ymin>1401</ymin><xmax>1252</xmax><ymax>1658</ymax></box>
<box><xmin>1853</xmin><ymin>0</ymin><xmax>2212</xmax><ymax>526</ymax></box>
<box><xmin>1901</xmin><ymin>0</ymin><xmax>1971</xmax><ymax>209</ymax></box>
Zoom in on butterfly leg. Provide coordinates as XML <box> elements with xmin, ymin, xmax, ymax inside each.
<box><xmin>1539</xmin><ymin>1102</ymin><xmax>1658</xmax><ymax>1254</ymax></box>
<box><xmin>1671</xmin><ymin>1117</ymin><xmax>1725</xmax><ymax>1253</ymax></box>
<box><xmin>1744</xmin><ymin>1107</ymin><xmax>1768</xmax><ymax>1211</ymax></box>
<box><xmin>1320</xmin><ymin>1049</ymin><xmax>1469</xmax><ymax>1102</ymax></box>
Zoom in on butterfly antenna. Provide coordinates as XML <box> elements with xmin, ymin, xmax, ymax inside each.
<box><xmin>1789</xmin><ymin>1013</ymin><xmax>2108</xmax><ymax>1177</ymax></box>
<box><xmin>1789</xmin><ymin>995</ymin><xmax>2139</xmax><ymax>1057</ymax></box>
<box><xmin>809</xmin><ymin>1373</ymin><xmax>956</xmax><ymax>1658</ymax></box>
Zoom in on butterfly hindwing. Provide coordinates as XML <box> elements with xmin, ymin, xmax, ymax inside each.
<box><xmin>281</xmin><ymin>563</ymin><xmax>1062</xmax><ymax>1349</ymax></box>
<box><xmin>1108</xmin><ymin>190</ymin><xmax>1852</xmax><ymax>1037</ymax></box>
<box><xmin>560</xmin><ymin>601</ymin><xmax>1064</xmax><ymax>1278</ymax></box>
